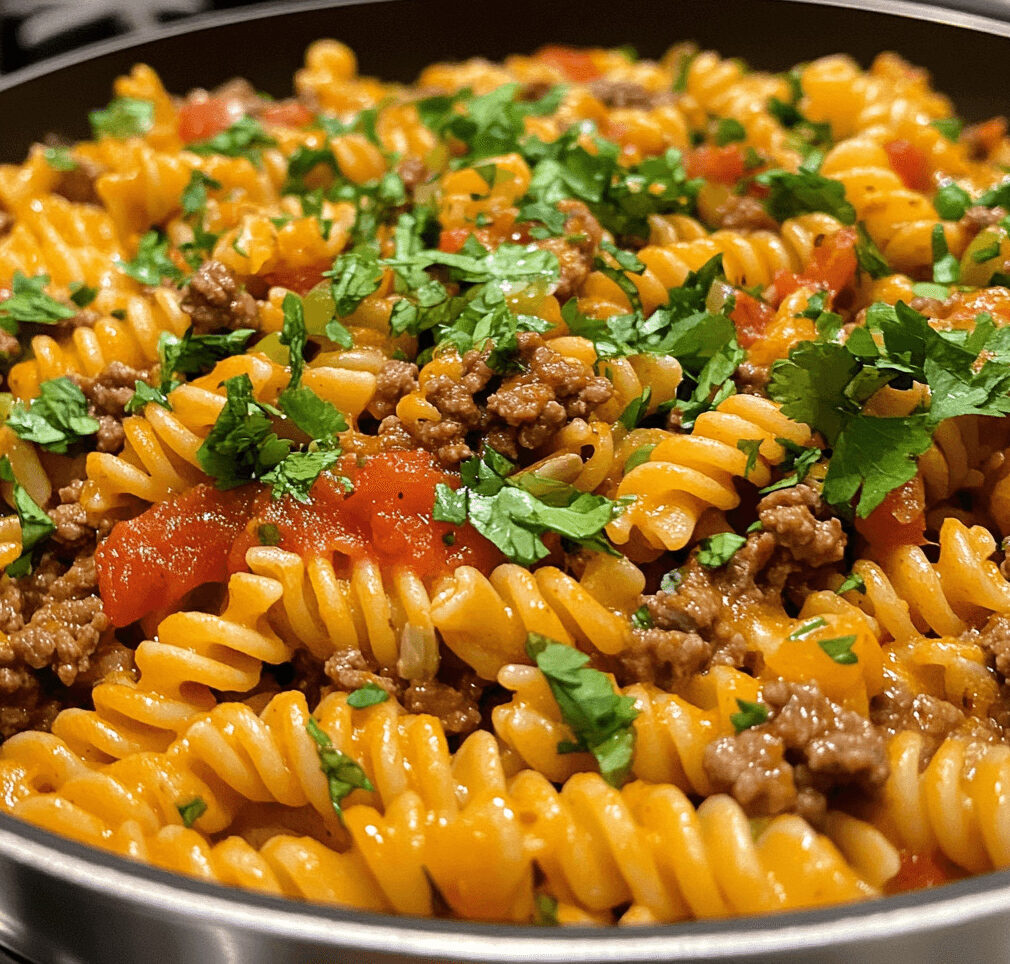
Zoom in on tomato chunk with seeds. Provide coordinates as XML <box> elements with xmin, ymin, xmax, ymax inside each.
<box><xmin>855</xmin><ymin>476</ymin><xmax>927</xmax><ymax>551</ymax></box>
<box><xmin>730</xmin><ymin>290</ymin><xmax>776</xmax><ymax>348</ymax></box>
<box><xmin>178</xmin><ymin>96</ymin><xmax>241</xmax><ymax>143</ymax></box>
<box><xmin>884</xmin><ymin>138</ymin><xmax>931</xmax><ymax>192</ymax></box>
<box><xmin>686</xmin><ymin>144</ymin><xmax>747</xmax><ymax>185</ymax></box>
<box><xmin>95</xmin><ymin>484</ymin><xmax>258</xmax><ymax>627</ymax></box>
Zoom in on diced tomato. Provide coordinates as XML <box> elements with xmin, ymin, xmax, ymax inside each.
<box><xmin>730</xmin><ymin>290</ymin><xmax>776</xmax><ymax>348</ymax></box>
<box><xmin>800</xmin><ymin>225</ymin><xmax>858</xmax><ymax>293</ymax></box>
<box><xmin>259</xmin><ymin>263</ymin><xmax>331</xmax><ymax>295</ymax></box>
<box><xmin>535</xmin><ymin>45</ymin><xmax>602</xmax><ymax>82</ymax></box>
<box><xmin>886</xmin><ymin>850</ymin><xmax>954</xmax><ymax>894</ymax></box>
<box><xmin>260</xmin><ymin>101</ymin><xmax>313</xmax><ymax>128</ymax></box>
<box><xmin>95</xmin><ymin>484</ymin><xmax>259</xmax><ymax>627</ymax></box>
<box><xmin>884</xmin><ymin>138</ymin><xmax>931</xmax><ymax>192</ymax></box>
<box><xmin>96</xmin><ymin>452</ymin><xmax>502</xmax><ymax>627</ymax></box>
<box><xmin>177</xmin><ymin>96</ymin><xmax>241</xmax><ymax>144</ymax></box>
<box><xmin>438</xmin><ymin>228</ymin><xmax>472</xmax><ymax>254</ymax></box>
<box><xmin>855</xmin><ymin>476</ymin><xmax>927</xmax><ymax>551</ymax></box>
<box><xmin>229</xmin><ymin>451</ymin><xmax>501</xmax><ymax>579</ymax></box>
<box><xmin>768</xmin><ymin>269</ymin><xmax>800</xmax><ymax>306</ymax></box>
<box><xmin>685</xmin><ymin>144</ymin><xmax>747</xmax><ymax>186</ymax></box>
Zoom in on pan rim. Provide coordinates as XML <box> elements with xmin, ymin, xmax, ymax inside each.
<box><xmin>0</xmin><ymin>0</ymin><xmax>1009</xmax><ymax>955</ymax></box>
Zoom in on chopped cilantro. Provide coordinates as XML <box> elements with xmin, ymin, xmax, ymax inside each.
<box><xmin>818</xmin><ymin>634</ymin><xmax>858</xmax><ymax>664</ymax></box>
<box><xmin>714</xmin><ymin>117</ymin><xmax>746</xmax><ymax>146</ymax></box>
<box><xmin>0</xmin><ymin>456</ymin><xmax>54</xmax><ymax>578</ymax></box>
<box><xmin>631</xmin><ymin>604</ymin><xmax>653</xmax><ymax>629</ymax></box>
<box><xmin>0</xmin><ymin>272</ymin><xmax>74</xmax><ymax>331</ymax></box>
<box><xmin>279</xmin><ymin>292</ymin><xmax>307</xmax><ymax>386</ymax></box>
<box><xmin>261</xmin><ymin>448</ymin><xmax>343</xmax><ymax>502</ymax></box>
<box><xmin>89</xmin><ymin>97</ymin><xmax>154</xmax><ymax>139</ymax></box>
<box><xmin>42</xmin><ymin>146</ymin><xmax>76</xmax><ymax>171</ymax></box>
<box><xmin>187</xmin><ymin>116</ymin><xmax>276</xmax><ymax>165</ymax></box>
<box><xmin>931</xmin><ymin>224</ymin><xmax>960</xmax><ymax>284</ymax></box>
<box><xmin>974</xmin><ymin>240</ymin><xmax>1002</xmax><ymax>263</ymax></box>
<box><xmin>68</xmin><ymin>282</ymin><xmax>97</xmax><ymax>309</ymax></box>
<box><xmin>696</xmin><ymin>532</ymin><xmax>747</xmax><ymax>568</ymax></box>
<box><xmin>180</xmin><ymin>169</ymin><xmax>222</xmax><ymax>218</ymax></box>
<box><xmin>931</xmin><ymin>118</ymin><xmax>963</xmax><ymax>142</ymax></box>
<box><xmin>624</xmin><ymin>443</ymin><xmax>655</xmax><ymax>473</ymax></box>
<box><xmin>7</xmin><ymin>377</ymin><xmax>99</xmax><ymax>452</ymax></box>
<box><xmin>176</xmin><ymin>797</ymin><xmax>207</xmax><ymax>828</ymax></box>
<box><xmin>346</xmin><ymin>682</ymin><xmax>390</xmax><ymax>709</ymax></box>
<box><xmin>526</xmin><ymin>634</ymin><xmax>638</xmax><ymax>787</ymax></box>
<box><xmin>533</xmin><ymin>894</ymin><xmax>560</xmax><ymax>926</ymax></box>
<box><xmin>789</xmin><ymin>616</ymin><xmax>827</xmax><ymax>639</ymax></box>
<box><xmin>277</xmin><ymin>385</ymin><xmax>348</xmax><ymax>442</ymax></box>
<box><xmin>432</xmin><ymin>448</ymin><xmax>629</xmax><ymax>566</ymax></box>
<box><xmin>855</xmin><ymin>223</ymin><xmax>890</xmax><ymax>280</ymax></box>
<box><xmin>730</xmin><ymin>699</ymin><xmax>769</xmax><ymax>733</ymax></box>
<box><xmin>736</xmin><ymin>438</ymin><xmax>762</xmax><ymax>478</ymax></box>
<box><xmin>120</xmin><ymin>230</ymin><xmax>184</xmax><ymax>287</ymax></box>
<box><xmin>618</xmin><ymin>388</ymin><xmax>652</xmax><ymax>429</ymax></box>
<box><xmin>836</xmin><ymin>572</ymin><xmax>866</xmax><ymax>595</ymax></box>
<box><xmin>755</xmin><ymin>168</ymin><xmax>855</xmax><ymax>224</ymax></box>
<box><xmin>759</xmin><ymin>438</ymin><xmax>820</xmax><ymax>494</ymax></box>
<box><xmin>306</xmin><ymin>716</ymin><xmax>374</xmax><ymax>820</ymax></box>
<box><xmin>158</xmin><ymin>326</ymin><xmax>255</xmax><ymax>391</ymax></box>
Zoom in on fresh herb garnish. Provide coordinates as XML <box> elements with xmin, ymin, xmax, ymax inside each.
<box><xmin>0</xmin><ymin>272</ymin><xmax>74</xmax><ymax>331</ymax></box>
<box><xmin>346</xmin><ymin>682</ymin><xmax>390</xmax><ymax>709</ymax></box>
<box><xmin>176</xmin><ymin>797</ymin><xmax>207</xmax><ymax>828</ymax></box>
<box><xmin>120</xmin><ymin>230</ymin><xmax>184</xmax><ymax>287</ymax></box>
<box><xmin>818</xmin><ymin>634</ymin><xmax>858</xmax><ymax>664</ymax></box>
<box><xmin>730</xmin><ymin>699</ymin><xmax>769</xmax><ymax>733</ymax></box>
<box><xmin>432</xmin><ymin>448</ymin><xmax>630</xmax><ymax>566</ymax></box>
<box><xmin>526</xmin><ymin>633</ymin><xmax>638</xmax><ymax>787</ymax></box>
<box><xmin>7</xmin><ymin>377</ymin><xmax>99</xmax><ymax>452</ymax></box>
<box><xmin>0</xmin><ymin>456</ymin><xmax>54</xmax><ymax>578</ymax></box>
<box><xmin>89</xmin><ymin>97</ymin><xmax>155</xmax><ymax>139</ymax></box>
<box><xmin>306</xmin><ymin>716</ymin><xmax>374</xmax><ymax>820</ymax></box>
<box><xmin>696</xmin><ymin>532</ymin><xmax>747</xmax><ymax>568</ymax></box>
<box><xmin>755</xmin><ymin>168</ymin><xmax>856</xmax><ymax>224</ymax></box>
<box><xmin>187</xmin><ymin>116</ymin><xmax>276</xmax><ymax>165</ymax></box>
<box><xmin>836</xmin><ymin>572</ymin><xmax>866</xmax><ymax>595</ymax></box>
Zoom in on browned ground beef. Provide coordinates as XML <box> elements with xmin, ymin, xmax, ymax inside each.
<box><xmin>611</xmin><ymin>627</ymin><xmax>713</xmax><ymax>689</ymax></box>
<box><xmin>403</xmin><ymin>679</ymin><xmax>482</xmax><ymax>735</ymax></box>
<box><xmin>0</xmin><ymin>328</ymin><xmax>20</xmax><ymax>362</ymax></box>
<box><xmin>870</xmin><ymin>683</ymin><xmax>968</xmax><ymax>765</ymax></box>
<box><xmin>735</xmin><ymin>359</ymin><xmax>770</xmax><ymax>394</ymax></box>
<box><xmin>51</xmin><ymin>158</ymin><xmax>100</xmax><ymax>205</ymax></box>
<box><xmin>396</xmin><ymin>157</ymin><xmax>430</xmax><ymax>192</ymax></box>
<box><xmin>533</xmin><ymin>200</ymin><xmax>604</xmax><ymax>301</ymax></box>
<box><xmin>323</xmin><ymin>647</ymin><xmax>399</xmax><ymax>693</ymax></box>
<box><xmin>977</xmin><ymin>613</ymin><xmax>1010</xmax><ymax>678</ymax></box>
<box><xmin>0</xmin><ymin>551</ymin><xmax>110</xmax><ymax>739</ymax></box>
<box><xmin>712</xmin><ymin>194</ymin><xmax>779</xmax><ymax>231</ymax></box>
<box><xmin>958</xmin><ymin>204</ymin><xmax>1006</xmax><ymax>242</ymax></box>
<box><xmin>182</xmin><ymin>260</ymin><xmax>259</xmax><ymax>333</ymax></box>
<box><xmin>705</xmin><ymin>679</ymin><xmax>890</xmax><ymax>822</ymax></box>
<box><xmin>369</xmin><ymin>359</ymin><xmax>420</xmax><ymax>420</ymax></box>
<box><xmin>756</xmin><ymin>484</ymin><xmax>846</xmax><ymax>568</ymax></box>
<box><xmin>70</xmin><ymin>361</ymin><xmax>155</xmax><ymax>454</ymax></box>
<box><xmin>586</xmin><ymin>79</ymin><xmax>674</xmax><ymax>109</ymax></box>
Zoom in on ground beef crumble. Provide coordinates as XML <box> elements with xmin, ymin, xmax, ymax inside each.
<box><xmin>70</xmin><ymin>360</ymin><xmax>155</xmax><ymax>454</ymax></box>
<box><xmin>369</xmin><ymin>358</ymin><xmax>420</xmax><ymax>420</ymax></box>
<box><xmin>756</xmin><ymin>484</ymin><xmax>846</xmax><ymax>568</ymax></box>
<box><xmin>400</xmin><ymin>332</ymin><xmax>613</xmax><ymax>467</ymax></box>
<box><xmin>704</xmin><ymin>679</ymin><xmax>890</xmax><ymax>822</ymax></box>
<box><xmin>533</xmin><ymin>200</ymin><xmax>604</xmax><ymax>301</ymax></box>
<box><xmin>181</xmin><ymin>260</ymin><xmax>259</xmax><ymax>333</ymax></box>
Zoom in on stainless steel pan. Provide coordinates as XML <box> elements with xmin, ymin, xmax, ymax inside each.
<box><xmin>2</xmin><ymin>1</ymin><xmax>1010</xmax><ymax>960</ymax></box>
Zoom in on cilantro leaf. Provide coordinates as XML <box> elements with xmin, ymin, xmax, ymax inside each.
<box><xmin>7</xmin><ymin>377</ymin><xmax>99</xmax><ymax>453</ymax></box>
<box><xmin>730</xmin><ymin>699</ymin><xmax>769</xmax><ymax>733</ymax></box>
<box><xmin>277</xmin><ymin>385</ymin><xmax>348</xmax><ymax>440</ymax></box>
<box><xmin>533</xmin><ymin>894</ymin><xmax>559</xmax><ymax>927</ymax></box>
<box><xmin>931</xmin><ymin>224</ymin><xmax>960</xmax><ymax>284</ymax></box>
<box><xmin>434</xmin><ymin>448</ymin><xmax>629</xmax><ymax>566</ymax></box>
<box><xmin>121</xmin><ymin>230</ymin><xmax>184</xmax><ymax>287</ymax></box>
<box><xmin>931</xmin><ymin>118</ymin><xmax>963</xmax><ymax>142</ymax></box>
<box><xmin>736</xmin><ymin>438</ymin><xmax>762</xmax><ymax>479</ymax></box>
<box><xmin>855</xmin><ymin>223</ymin><xmax>890</xmax><ymax>280</ymax></box>
<box><xmin>187</xmin><ymin>116</ymin><xmax>276</xmax><ymax>165</ymax></box>
<box><xmin>180</xmin><ymin>169</ymin><xmax>222</xmax><ymax>218</ymax></box>
<box><xmin>68</xmin><ymin>282</ymin><xmax>97</xmax><ymax>309</ymax></box>
<box><xmin>696</xmin><ymin>532</ymin><xmax>747</xmax><ymax>568</ymax></box>
<box><xmin>759</xmin><ymin>438</ymin><xmax>821</xmax><ymax>493</ymax></box>
<box><xmin>756</xmin><ymin>168</ymin><xmax>855</xmax><ymax>224</ymax></box>
<box><xmin>0</xmin><ymin>272</ymin><xmax>74</xmax><ymax>331</ymax></box>
<box><xmin>526</xmin><ymin>634</ymin><xmax>638</xmax><ymax>787</ymax></box>
<box><xmin>89</xmin><ymin>97</ymin><xmax>154</xmax><ymax>139</ymax></box>
<box><xmin>618</xmin><ymin>388</ymin><xmax>651</xmax><ymax>429</ymax></box>
<box><xmin>631</xmin><ymin>604</ymin><xmax>653</xmax><ymax>629</ymax></box>
<box><xmin>176</xmin><ymin>797</ymin><xmax>207</xmax><ymax>828</ymax></box>
<box><xmin>818</xmin><ymin>634</ymin><xmax>858</xmax><ymax>664</ymax></box>
<box><xmin>261</xmin><ymin>448</ymin><xmax>342</xmax><ymax>502</ymax></box>
<box><xmin>714</xmin><ymin>118</ymin><xmax>746</xmax><ymax>146</ymax></box>
<box><xmin>279</xmin><ymin>292</ymin><xmax>307</xmax><ymax>386</ymax></box>
<box><xmin>346</xmin><ymin>682</ymin><xmax>390</xmax><ymax>709</ymax></box>
<box><xmin>196</xmin><ymin>374</ymin><xmax>291</xmax><ymax>489</ymax></box>
<box><xmin>43</xmin><ymin>146</ymin><xmax>76</xmax><ymax>171</ymax></box>
<box><xmin>0</xmin><ymin>456</ymin><xmax>54</xmax><ymax>577</ymax></box>
<box><xmin>158</xmin><ymin>327</ymin><xmax>255</xmax><ymax>391</ymax></box>
<box><xmin>306</xmin><ymin>716</ymin><xmax>374</xmax><ymax>820</ymax></box>
<box><xmin>836</xmin><ymin>572</ymin><xmax>866</xmax><ymax>595</ymax></box>
<box><xmin>124</xmin><ymin>380</ymin><xmax>173</xmax><ymax>414</ymax></box>
<box><xmin>822</xmin><ymin>413</ymin><xmax>933</xmax><ymax>516</ymax></box>
<box><xmin>624</xmin><ymin>444</ymin><xmax>655</xmax><ymax>473</ymax></box>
